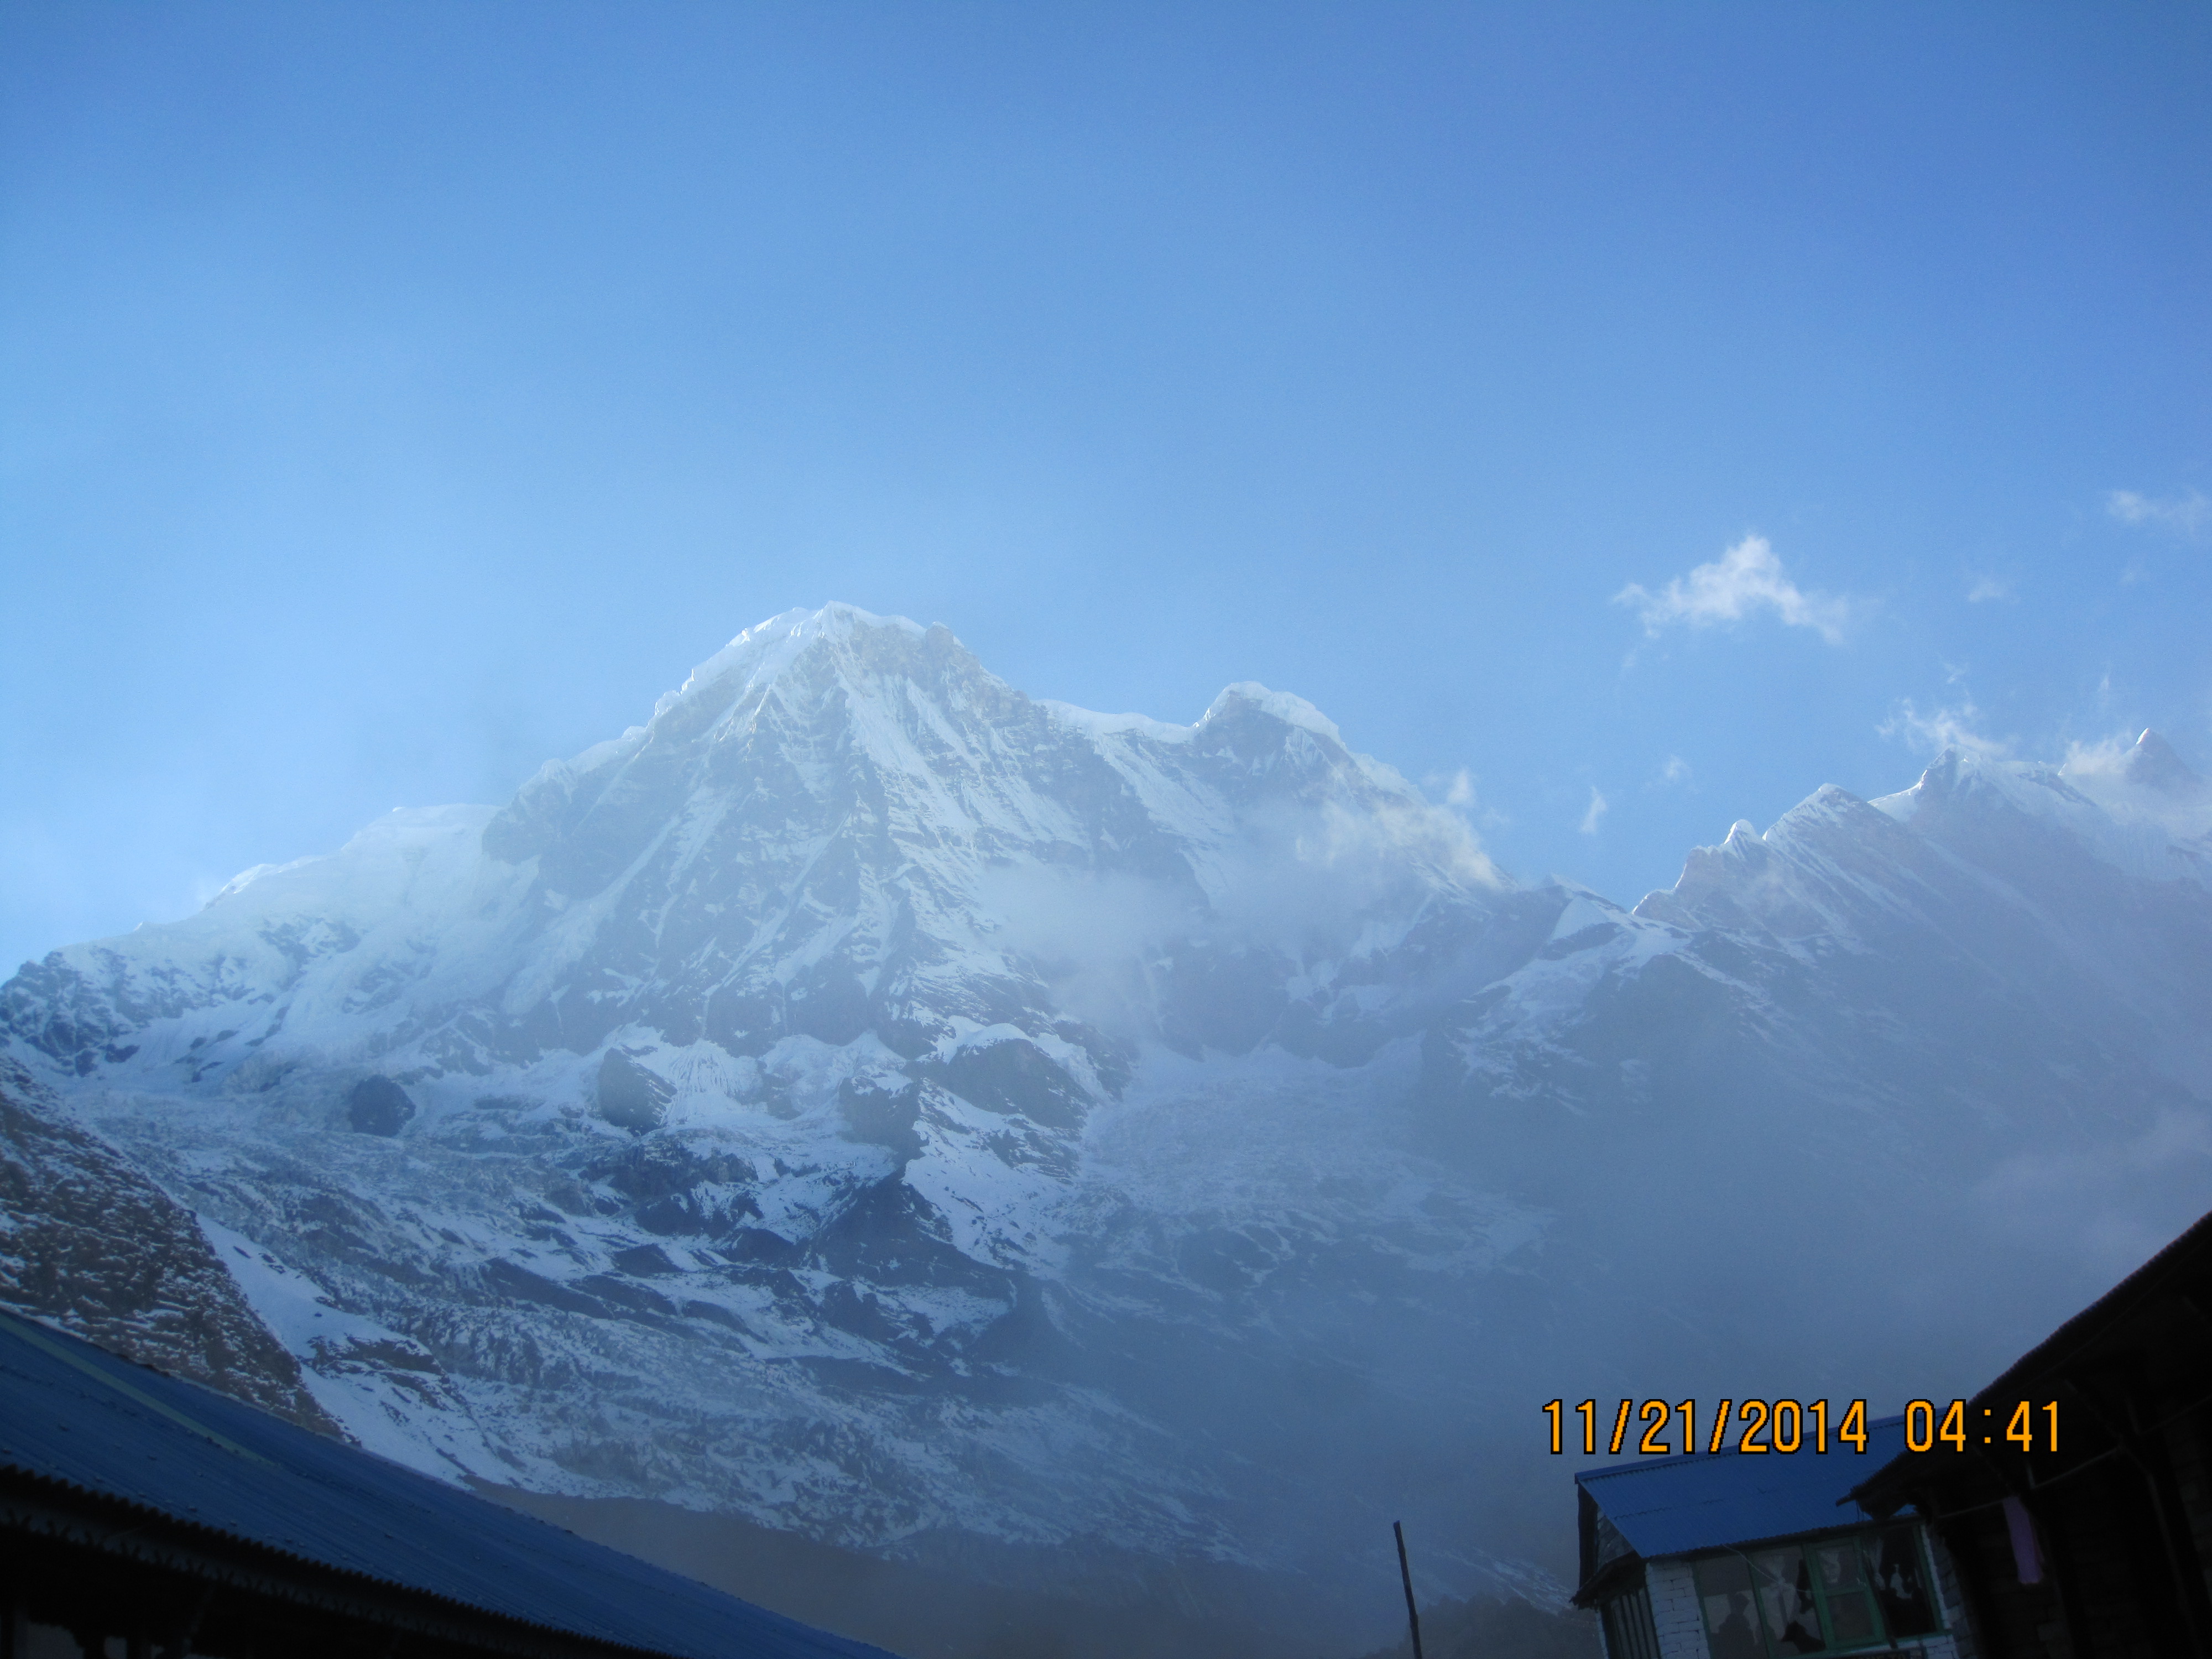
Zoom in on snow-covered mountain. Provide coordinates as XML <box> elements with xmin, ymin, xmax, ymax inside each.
<box><xmin>4</xmin><ymin>605</ymin><xmax>2209</xmax><ymax>1652</ymax></box>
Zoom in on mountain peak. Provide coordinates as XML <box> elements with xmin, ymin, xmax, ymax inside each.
<box><xmin>654</xmin><ymin>603</ymin><xmax>942</xmax><ymax>723</ymax></box>
<box><xmin>2122</xmin><ymin>728</ymin><xmax>2202</xmax><ymax>795</ymax></box>
<box><xmin>1199</xmin><ymin>682</ymin><xmax>1343</xmax><ymax>743</ymax></box>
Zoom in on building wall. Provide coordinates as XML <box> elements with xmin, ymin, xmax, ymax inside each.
<box><xmin>1646</xmin><ymin>1558</ymin><xmax>1708</xmax><ymax>1659</ymax></box>
<box><xmin>1924</xmin><ymin>1464</ymin><xmax>2200</xmax><ymax>1659</ymax></box>
<box><xmin>1924</xmin><ymin>1525</ymin><xmax>1980</xmax><ymax>1659</ymax></box>
<box><xmin>2167</xmin><ymin>1391</ymin><xmax>2212</xmax><ymax>1632</ymax></box>
<box><xmin>2055</xmin><ymin>1453</ymin><xmax>2204</xmax><ymax>1657</ymax></box>
<box><xmin>1935</xmin><ymin>1505</ymin><xmax>2074</xmax><ymax>1659</ymax></box>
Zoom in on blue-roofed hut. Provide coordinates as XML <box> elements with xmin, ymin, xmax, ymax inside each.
<box><xmin>0</xmin><ymin>1308</ymin><xmax>905</xmax><ymax>1659</ymax></box>
<box><xmin>1572</xmin><ymin>1416</ymin><xmax>1965</xmax><ymax>1659</ymax></box>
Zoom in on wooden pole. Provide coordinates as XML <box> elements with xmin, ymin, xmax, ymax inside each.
<box><xmin>1394</xmin><ymin>1521</ymin><xmax>1426</xmax><ymax>1659</ymax></box>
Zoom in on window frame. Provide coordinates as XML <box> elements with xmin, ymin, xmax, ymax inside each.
<box><xmin>1691</xmin><ymin>1525</ymin><xmax>1943</xmax><ymax>1657</ymax></box>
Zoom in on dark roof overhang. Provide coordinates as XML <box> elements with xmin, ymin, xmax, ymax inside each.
<box><xmin>0</xmin><ymin>1464</ymin><xmax>667</xmax><ymax>1659</ymax></box>
<box><xmin>1849</xmin><ymin>1204</ymin><xmax>2212</xmax><ymax>1520</ymax></box>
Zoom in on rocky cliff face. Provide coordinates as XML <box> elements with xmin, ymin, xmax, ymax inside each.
<box><xmin>0</xmin><ymin>1056</ymin><xmax>333</xmax><ymax>1431</ymax></box>
<box><xmin>3</xmin><ymin>606</ymin><xmax>2207</xmax><ymax>1647</ymax></box>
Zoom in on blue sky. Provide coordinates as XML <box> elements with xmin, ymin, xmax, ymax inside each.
<box><xmin>3</xmin><ymin>2</ymin><xmax>2208</xmax><ymax>974</ymax></box>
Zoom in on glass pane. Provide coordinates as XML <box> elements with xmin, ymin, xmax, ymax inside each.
<box><xmin>1697</xmin><ymin>1555</ymin><xmax>1754</xmax><ymax>1595</ymax></box>
<box><xmin>1869</xmin><ymin>1527</ymin><xmax>1939</xmax><ymax>1636</ymax></box>
<box><xmin>1815</xmin><ymin>1543</ymin><xmax>1863</xmax><ymax>1593</ymax></box>
<box><xmin>1702</xmin><ymin>1593</ymin><xmax>1765</xmax><ymax>1659</ymax></box>
<box><xmin>1825</xmin><ymin>1588</ymin><xmax>1880</xmax><ymax>1645</ymax></box>
<box><xmin>1695</xmin><ymin>1556</ymin><xmax>1765</xmax><ymax>1659</ymax></box>
<box><xmin>1752</xmin><ymin>1548</ymin><xmax>1828</xmax><ymax>1655</ymax></box>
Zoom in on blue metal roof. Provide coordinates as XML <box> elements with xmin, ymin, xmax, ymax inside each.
<box><xmin>1577</xmin><ymin>1415</ymin><xmax>1910</xmax><ymax>1561</ymax></box>
<box><xmin>0</xmin><ymin>1308</ymin><xmax>902</xmax><ymax>1659</ymax></box>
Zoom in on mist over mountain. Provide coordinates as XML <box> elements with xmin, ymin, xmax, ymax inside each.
<box><xmin>4</xmin><ymin>604</ymin><xmax>2208</xmax><ymax>1655</ymax></box>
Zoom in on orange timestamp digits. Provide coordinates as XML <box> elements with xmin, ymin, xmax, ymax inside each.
<box><xmin>1902</xmin><ymin>1398</ymin><xmax>2059</xmax><ymax>1454</ymax></box>
<box><xmin>1541</xmin><ymin>1398</ymin><xmax>1873</xmax><ymax>1455</ymax></box>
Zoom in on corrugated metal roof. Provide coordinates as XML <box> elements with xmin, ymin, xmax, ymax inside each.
<box><xmin>1577</xmin><ymin>1415</ymin><xmax>1910</xmax><ymax>1561</ymax></box>
<box><xmin>0</xmin><ymin>1308</ymin><xmax>901</xmax><ymax>1659</ymax></box>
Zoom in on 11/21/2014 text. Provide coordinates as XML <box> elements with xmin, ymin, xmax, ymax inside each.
<box><xmin>1542</xmin><ymin>1398</ymin><xmax>2060</xmax><ymax>1456</ymax></box>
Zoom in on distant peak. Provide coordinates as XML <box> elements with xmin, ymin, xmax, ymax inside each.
<box><xmin>2122</xmin><ymin>729</ymin><xmax>2203</xmax><ymax>795</ymax></box>
<box><xmin>726</xmin><ymin>602</ymin><xmax>927</xmax><ymax>654</ymax></box>
<box><xmin>1198</xmin><ymin>682</ymin><xmax>1343</xmax><ymax>743</ymax></box>
<box><xmin>814</xmin><ymin>601</ymin><xmax>928</xmax><ymax>635</ymax></box>
<box><xmin>654</xmin><ymin>604</ymin><xmax>940</xmax><ymax>721</ymax></box>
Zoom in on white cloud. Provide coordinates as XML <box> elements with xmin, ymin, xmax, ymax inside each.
<box><xmin>1578</xmin><ymin>786</ymin><xmax>1608</xmax><ymax>835</ymax></box>
<box><xmin>1660</xmin><ymin>755</ymin><xmax>1691</xmax><ymax>785</ymax></box>
<box><xmin>1615</xmin><ymin>535</ymin><xmax>1851</xmax><ymax>644</ymax></box>
<box><xmin>2107</xmin><ymin>487</ymin><xmax>2209</xmax><ymax>538</ymax></box>
<box><xmin>2062</xmin><ymin>730</ymin><xmax>2212</xmax><ymax>837</ymax></box>
<box><xmin>1426</xmin><ymin>768</ymin><xmax>1509</xmax><ymax>829</ymax></box>
<box><xmin>1965</xmin><ymin>575</ymin><xmax>2012</xmax><ymax>603</ymax></box>
<box><xmin>1878</xmin><ymin>697</ymin><xmax>2009</xmax><ymax>758</ymax></box>
<box><xmin>2062</xmin><ymin>730</ymin><xmax>2140</xmax><ymax>781</ymax></box>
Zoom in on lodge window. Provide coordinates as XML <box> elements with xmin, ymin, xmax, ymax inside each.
<box><xmin>1692</xmin><ymin>1526</ymin><xmax>1941</xmax><ymax>1657</ymax></box>
<box><xmin>1598</xmin><ymin>1580</ymin><xmax>1662</xmax><ymax>1659</ymax></box>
